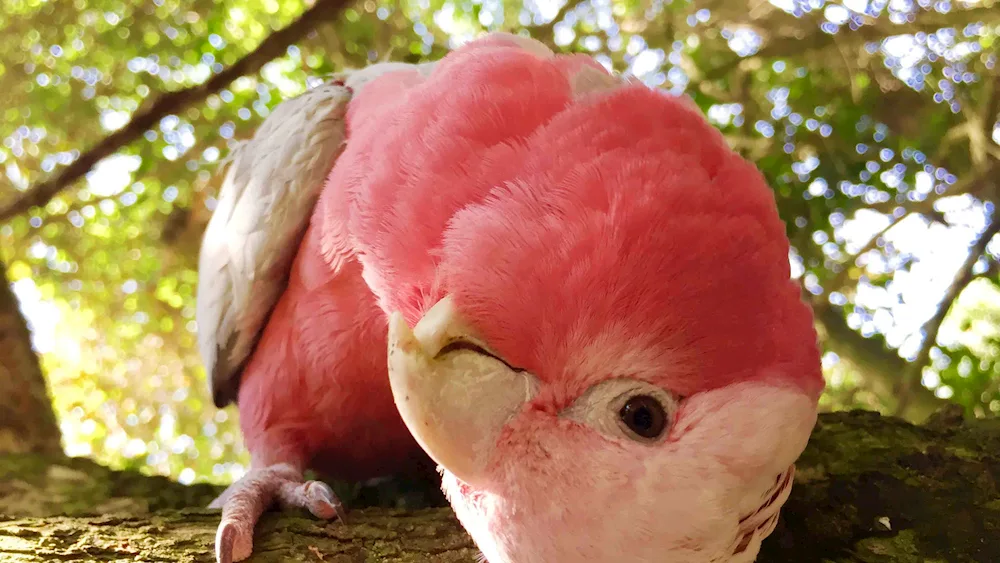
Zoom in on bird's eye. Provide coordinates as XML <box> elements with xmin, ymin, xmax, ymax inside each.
<box><xmin>618</xmin><ymin>394</ymin><xmax>668</xmax><ymax>440</ymax></box>
<box><xmin>560</xmin><ymin>379</ymin><xmax>676</xmax><ymax>444</ymax></box>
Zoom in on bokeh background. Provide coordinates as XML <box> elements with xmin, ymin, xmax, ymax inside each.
<box><xmin>1</xmin><ymin>0</ymin><xmax>998</xmax><ymax>487</ymax></box>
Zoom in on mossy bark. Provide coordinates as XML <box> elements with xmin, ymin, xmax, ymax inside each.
<box><xmin>1</xmin><ymin>409</ymin><xmax>998</xmax><ymax>562</ymax></box>
<box><xmin>0</xmin><ymin>509</ymin><xmax>478</xmax><ymax>562</ymax></box>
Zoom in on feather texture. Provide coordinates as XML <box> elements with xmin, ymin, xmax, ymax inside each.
<box><xmin>198</xmin><ymin>30</ymin><xmax>821</xmax><ymax>563</ymax></box>
<box><xmin>197</xmin><ymin>60</ymin><xmax>437</xmax><ymax>408</ymax></box>
<box><xmin>196</xmin><ymin>80</ymin><xmax>353</xmax><ymax>407</ymax></box>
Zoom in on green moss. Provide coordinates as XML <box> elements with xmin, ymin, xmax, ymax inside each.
<box><xmin>3</xmin><ymin>411</ymin><xmax>1000</xmax><ymax>562</ymax></box>
<box><xmin>0</xmin><ymin>453</ymin><xmax>222</xmax><ymax>518</ymax></box>
<box><xmin>943</xmin><ymin>445</ymin><xmax>981</xmax><ymax>461</ymax></box>
<box><xmin>854</xmin><ymin>529</ymin><xmax>922</xmax><ymax>562</ymax></box>
<box><xmin>759</xmin><ymin>410</ymin><xmax>1000</xmax><ymax>562</ymax></box>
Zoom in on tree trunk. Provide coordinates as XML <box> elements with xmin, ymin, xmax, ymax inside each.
<box><xmin>0</xmin><ymin>262</ymin><xmax>62</xmax><ymax>456</ymax></box>
<box><xmin>0</xmin><ymin>409</ymin><xmax>997</xmax><ymax>562</ymax></box>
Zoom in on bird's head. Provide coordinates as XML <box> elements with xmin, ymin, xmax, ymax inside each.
<box><xmin>376</xmin><ymin>33</ymin><xmax>823</xmax><ymax>563</ymax></box>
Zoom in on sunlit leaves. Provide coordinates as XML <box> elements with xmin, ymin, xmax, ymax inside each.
<box><xmin>1</xmin><ymin>0</ymin><xmax>475</xmax><ymax>485</ymax></box>
<box><xmin>2</xmin><ymin>0</ymin><xmax>1000</xmax><ymax>485</ymax></box>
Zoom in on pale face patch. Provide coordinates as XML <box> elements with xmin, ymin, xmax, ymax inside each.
<box><xmin>390</xmin><ymin>298</ymin><xmax>817</xmax><ymax>563</ymax></box>
<box><xmin>441</xmin><ymin>380</ymin><xmax>818</xmax><ymax>563</ymax></box>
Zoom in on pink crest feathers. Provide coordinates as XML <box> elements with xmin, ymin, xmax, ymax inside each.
<box><xmin>322</xmin><ymin>33</ymin><xmax>824</xmax><ymax>403</ymax></box>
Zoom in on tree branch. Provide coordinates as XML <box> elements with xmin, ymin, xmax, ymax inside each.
<box><xmin>894</xmin><ymin>214</ymin><xmax>1000</xmax><ymax>415</ymax></box>
<box><xmin>0</xmin><ymin>0</ymin><xmax>354</xmax><ymax>223</ymax></box>
<box><xmin>5</xmin><ymin>410</ymin><xmax>1000</xmax><ymax>561</ymax></box>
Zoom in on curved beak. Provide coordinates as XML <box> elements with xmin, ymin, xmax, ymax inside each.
<box><xmin>387</xmin><ymin>296</ymin><xmax>537</xmax><ymax>487</ymax></box>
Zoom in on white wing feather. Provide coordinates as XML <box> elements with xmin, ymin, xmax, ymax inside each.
<box><xmin>196</xmin><ymin>62</ymin><xmax>435</xmax><ymax>409</ymax></box>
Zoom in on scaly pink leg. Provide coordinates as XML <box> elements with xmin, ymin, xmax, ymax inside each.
<box><xmin>208</xmin><ymin>463</ymin><xmax>345</xmax><ymax>563</ymax></box>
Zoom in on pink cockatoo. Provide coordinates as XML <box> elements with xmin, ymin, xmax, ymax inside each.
<box><xmin>197</xmin><ymin>30</ymin><xmax>823</xmax><ymax>563</ymax></box>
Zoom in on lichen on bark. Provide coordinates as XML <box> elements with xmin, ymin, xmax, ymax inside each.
<box><xmin>1</xmin><ymin>409</ymin><xmax>998</xmax><ymax>562</ymax></box>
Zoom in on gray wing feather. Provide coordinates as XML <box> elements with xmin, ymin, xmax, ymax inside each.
<box><xmin>196</xmin><ymin>61</ymin><xmax>436</xmax><ymax>409</ymax></box>
<box><xmin>197</xmin><ymin>80</ymin><xmax>352</xmax><ymax>408</ymax></box>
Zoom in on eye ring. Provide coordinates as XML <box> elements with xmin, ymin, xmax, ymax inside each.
<box><xmin>618</xmin><ymin>394</ymin><xmax>669</xmax><ymax>440</ymax></box>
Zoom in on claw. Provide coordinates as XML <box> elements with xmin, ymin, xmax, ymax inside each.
<box><xmin>319</xmin><ymin>482</ymin><xmax>348</xmax><ymax>523</ymax></box>
<box><xmin>294</xmin><ymin>481</ymin><xmax>347</xmax><ymax>523</ymax></box>
<box><xmin>275</xmin><ymin>479</ymin><xmax>347</xmax><ymax>522</ymax></box>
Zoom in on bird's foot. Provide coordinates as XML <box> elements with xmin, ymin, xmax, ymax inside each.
<box><xmin>208</xmin><ymin>463</ymin><xmax>345</xmax><ymax>563</ymax></box>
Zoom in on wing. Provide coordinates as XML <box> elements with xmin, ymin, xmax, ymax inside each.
<box><xmin>197</xmin><ymin>62</ymin><xmax>437</xmax><ymax>409</ymax></box>
<box><xmin>196</xmin><ymin>78</ymin><xmax>353</xmax><ymax>408</ymax></box>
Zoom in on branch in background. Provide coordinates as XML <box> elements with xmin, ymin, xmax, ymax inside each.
<box><xmin>867</xmin><ymin>157</ymin><xmax>998</xmax><ymax>231</ymax></box>
<box><xmin>529</xmin><ymin>0</ymin><xmax>578</xmax><ymax>43</ymax></box>
<box><xmin>812</xmin><ymin>303</ymin><xmax>947</xmax><ymax>422</ymax></box>
<box><xmin>825</xmin><ymin>213</ymin><xmax>906</xmax><ymax>294</ymax></box>
<box><xmin>0</xmin><ymin>0</ymin><xmax>353</xmax><ymax>224</ymax></box>
<box><xmin>985</xmin><ymin>74</ymin><xmax>1000</xmax><ymax>139</ymax></box>
<box><xmin>962</xmin><ymin>74</ymin><xmax>1000</xmax><ymax>168</ymax></box>
<box><xmin>817</xmin><ymin>165</ymin><xmax>1000</xmax><ymax>420</ymax></box>
<box><xmin>893</xmin><ymin>215</ymin><xmax>1000</xmax><ymax>415</ymax></box>
<box><xmin>700</xmin><ymin>4</ymin><xmax>1000</xmax><ymax>82</ymax></box>
<box><xmin>985</xmin><ymin>254</ymin><xmax>1000</xmax><ymax>280</ymax></box>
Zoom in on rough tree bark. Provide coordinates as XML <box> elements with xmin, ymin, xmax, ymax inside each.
<box><xmin>0</xmin><ymin>408</ymin><xmax>997</xmax><ymax>562</ymax></box>
<box><xmin>0</xmin><ymin>263</ymin><xmax>62</xmax><ymax>456</ymax></box>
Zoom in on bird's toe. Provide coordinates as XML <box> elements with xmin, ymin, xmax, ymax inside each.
<box><xmin>215</xmin><ymin>519</ymin><xmax>253</xmax><ymax>563</ymax></box>
<box><xmin>278</xmin><ymin>479</ymin><xmax>346</xmax><ymax>522</ymax></box>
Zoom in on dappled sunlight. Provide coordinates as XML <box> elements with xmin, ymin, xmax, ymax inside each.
<box><xmin>10</xmin><ymin>273</ymin><xmax>248</xmax><ymax>484</ymax></box>
<box><xmin>1</xmin><ymin>0</ymin><xmax>998</xmax><ymax>485</ymax></box>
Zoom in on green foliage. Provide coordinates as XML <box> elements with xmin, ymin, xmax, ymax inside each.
<box><xmin>1</xmin><ymin>0</ymin><xmax>999</xmax><ymax>483</ymax></box>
